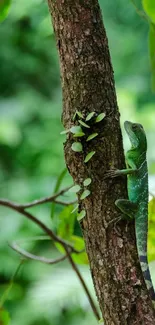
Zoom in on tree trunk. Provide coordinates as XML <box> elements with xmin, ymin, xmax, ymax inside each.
<box><xmin>48</xmin><ymin>0</ymin><xmax>155</xmax><ymax>323</ymax></box>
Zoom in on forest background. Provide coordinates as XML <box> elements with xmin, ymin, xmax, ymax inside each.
<box><xmin>0</xmin><ymin>0</ymin><xmax>155</xmax><ymax>324</ymax></box>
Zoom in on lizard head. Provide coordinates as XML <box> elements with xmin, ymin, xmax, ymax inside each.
<box><xmin>124</xmin><ymin>121</ymin><xmax>147</xmax><ymax>151</ymax></box>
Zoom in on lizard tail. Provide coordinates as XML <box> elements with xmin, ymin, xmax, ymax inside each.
<box><xmin>135</xmin><ymin>212</ymin><xmax>155</xmax><ymax>307</ymax></box>
<box><xmin>139</xmin><ymin>254</ymin><xmax>155</xmax><ymax>307</ymax></box>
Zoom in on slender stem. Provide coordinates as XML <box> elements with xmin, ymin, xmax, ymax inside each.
<box><xmin>0</xmin><ymin>260</ymin><xmax>24</xmax><ymax>308</ymax></box>
<box><xmin>65</xmin><ymin>247</ymin><xmax>100</xmax><ymax>321</ymax></box>
<box><xmin>130</xmin><ymin>0</ymin><xmax>149</xmax><ymax>21</ymax></box>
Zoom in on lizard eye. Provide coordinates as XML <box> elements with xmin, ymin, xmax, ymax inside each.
<box><xmin>132</xmin><ymin>124</ymin><xmax>138</xmax><ymax>130</ymax></box>
<box><xmin>132</xmin><ymin>123</ymin><xmax>143</xmax><ymax>131</ymax></box>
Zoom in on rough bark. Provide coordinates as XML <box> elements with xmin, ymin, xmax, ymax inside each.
<box><xmin>48</xmin><ymin>0</ymin><xmax>155</xmax><ymax>324</ymax></box>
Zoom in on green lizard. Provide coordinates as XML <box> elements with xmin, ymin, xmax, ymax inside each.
<box><xmin>107</xmin><ymin>121</ymin><xmax>155</xmax><ymax>307</ymax></box>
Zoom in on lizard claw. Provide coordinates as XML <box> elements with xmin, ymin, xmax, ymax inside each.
<box><xmin>104</xmin><ymin>168</ymin><xmax>119</xmax><ymax>179</ymax></box>
<box><xmin>107</xmin><ymin>216</ymin><xmax>122</xmax><ymax>235</ymax></box>
<box><xmin>107</xmin><ymin>215</ymin><xmax>130</xmax><ymax>235</ymax></box>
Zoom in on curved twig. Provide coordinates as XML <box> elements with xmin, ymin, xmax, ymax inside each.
<box><xmin>9</xmin><ymin>241</ymin><xmax>68</xmax><ymax>264</ymax></box>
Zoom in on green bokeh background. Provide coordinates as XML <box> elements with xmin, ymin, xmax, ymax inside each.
<box><xmin>0</xmin><ymin>0</ymin><xmax>155</xmax><ymax>324</ymax></box>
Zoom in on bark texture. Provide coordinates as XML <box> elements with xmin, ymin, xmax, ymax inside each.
<box><xmin>48</xmin><ymin>0</ymin><xmax>155</xmax><ymax>324</ymax></box>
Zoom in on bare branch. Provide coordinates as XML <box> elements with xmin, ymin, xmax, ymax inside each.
<box><xmin>9</xmin><ymin>241</ymin><xmax>68</xmax><ymax>264</ymax></box>
<box><xmin>0</xmin><ymin>195</ymin><xmax>98</xmax><ymax>321</ymax></box>
<box><xmin>0</xmin><ymin>186</ymin><xmax>73</xmax><ymax>210</ymax></box>
<box><xmin>0</xmin><ymin>198</ymin><xmax>78</xmax><ymax>253</ymax></box>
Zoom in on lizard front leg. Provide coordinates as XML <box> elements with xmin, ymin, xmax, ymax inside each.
<box><xmin>105</xmin><ymin>151</ymin><xmax>138</xmax><ymax>178</ymax></box>
<box><xmin>105</xmin><ymin>168</ymin><xmax>137</xmax><ymax>178</ymax></box>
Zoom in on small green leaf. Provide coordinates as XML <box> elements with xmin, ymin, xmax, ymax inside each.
<box><xmin>76</xmin><ymin>110</ymin><xmax>84</xmax><ymax>118</ymax></box>
<box><xmin>69</xmin><ymin>235</ymin><xmax>88</xmax><ymax>264</ymax></box>
<box><xmin>83</xmin><ymin>178</ymin><xmax>92</xmax><ymax>186</ymax></box>
<box><xmin>57</xmin><ymin>205</ymin><xmax>76</xmax><ymax>239</ymax></box>
<box><xmin>71</xmin><ymin>204</ymin><xmax>79</xmax><ymax>214</ymax></box>
<box><xmin>86</xmin><ymin>133</ymin><xmax>98</xmax><ymax>141</ymax></box>
<box><xmin>69</xmin><ymin>185</ymin><xmax>81</xmax><ymax>193</ymax></box>
<box><xmin>70</xmin><ymin>126</ymin><xmax>82</xmax><ymax>134</ymax></box>
<box><xmin>0</xmin><ymin>0</ymin><xmax>11</xmax><ymax>22</ymax></box>
<box><xmin>71</xmin><ymin>142</ymin><xmax>83</xmax><ymax>152</ymax></box>
<box><xmin>70</xmin><ymin>126</ymin><xmax>85</xmax><ymax>137</ymax></box>
<box><xmin>73</xmin><ymin>112</ymin><xmax>77</xmax><ymax>120</ymax></box>
<box><xmin>95</xmin><ymin>112</ymin><xmax>106</xmax><ymax>123</ymax></box>
<box><xmin>80</xmin><ymin>189</ymin><xmax>91</xmax><ymax>200</ymax></box>
<box><xmin>77</xmin><ymin>210</ymin><xmax>86</xmax><ymax>221</ymax></box>
<box><xmin>73</xmin><ymin>133</ymin><xmax>85</xmax><ymax>137</ymax></box>
<box><xmin>86</xmin><ymin>112</ymin><xmax>95</xmax><ymax>121</ymax></box>
<box><xmin>0</xmin><ymin>309</ymin><xmax>10</xmax><ymax>325</ymax></box>
<box><xmin>78</xmin><ymin>120</ymin><xmax>90</xmax><ymax>128</ymax></box>
<box><xmin>60</xmin><ymin>129</ymin><xmax>70</xmax><ymax>135</ymax></box>
<box><xmin>84</xmin><ymin>151</ymin><xmax>96</xmax><ymax>163</ymax></box>
<box><xmin>73</xmin><ymin>110</ymin><xmax>84</xmax><ymax>120</ymax></box>
<box><xmin>142</xmin><ymin>0</ymin><xmax>155</xmax><ymax>23</ymax></box>
<box><xmin>55</xmin><ymin>235</ymin><xmax>88</xmax><ymax>264</ymax></box>
<box><xmin>148</xmin><ymin>23</ymin><xmax>155</xmax><ymax>91</ymax></box>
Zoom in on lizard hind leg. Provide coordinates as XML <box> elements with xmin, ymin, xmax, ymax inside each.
<box><xmin>108</xmin><ymin>200</ymin><xmax>138</xmax><ymax>234</ymax></box>
<box><xmin>115</xmin><ymin>199</ymin><xmax>138</xmax><ymax>219</ymax></box>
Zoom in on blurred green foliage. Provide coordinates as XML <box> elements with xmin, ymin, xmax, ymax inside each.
<box><xmin>0</xmin><ymin>0</ymin><xmax>155</xmax><ymax>324</ymax></box>
<box><xmin>0</xmin><ymin>0</ymin><xmax>11</xmax><ymax>22</ymax></box>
